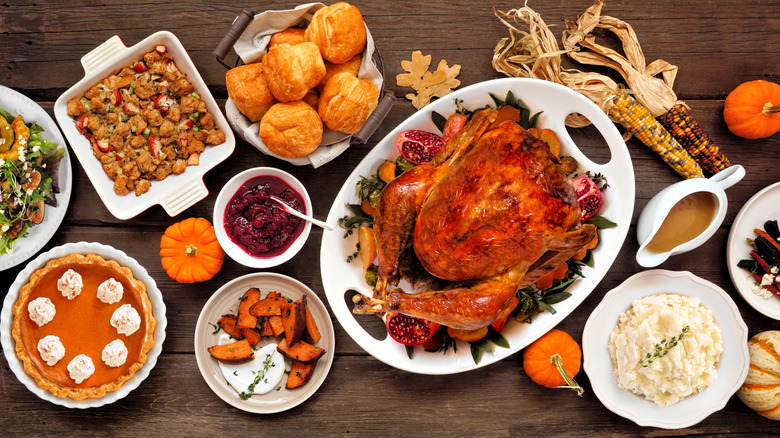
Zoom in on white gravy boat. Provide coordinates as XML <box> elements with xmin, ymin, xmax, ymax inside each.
<box><xmin>635</xmin><ymin>164</ymin><xmax>745</xmax><ymax>267</ymax></box>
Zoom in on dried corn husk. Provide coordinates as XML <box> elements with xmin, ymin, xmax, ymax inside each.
<box><xmin>492</xmin><ymin>5</ymin><xmax>618</xmax><ymax>128</ymax></box>
<box><xmin>562</xmin><ymin>0</ymin><xmax>680</xmax><ymax>117</ymax></box>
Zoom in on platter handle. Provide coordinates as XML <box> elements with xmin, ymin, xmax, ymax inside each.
<box><xmin>159</xmin><ymin>177</ymin><xmax>209</xmax><ymax>217</ymax></box>
<box><xmin>80</xmin><ymin>36</ymin><xmax>130</xmax><ymax>77</ymax></box>
<box><xmin>543</xmin><ymin>93</ymin><xmax>631</xmax><ymax>173</ymax></box>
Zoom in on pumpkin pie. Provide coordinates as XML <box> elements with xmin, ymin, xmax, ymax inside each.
<box><xmin>11</xmin><ymin>253</ymin><xmax>156</xmax><ymax>400</ymax></box>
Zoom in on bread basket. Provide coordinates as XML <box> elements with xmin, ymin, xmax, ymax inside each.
<box><xmin>214</xmin><ymin>3</ymin><xmax>395</xmax><ymax>168</ymax></box>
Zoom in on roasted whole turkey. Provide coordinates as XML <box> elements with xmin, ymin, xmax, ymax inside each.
<box><xmin>353</xmin><ymin>108</ymin><xmax>597</xmax><ymax>330</ymax></box>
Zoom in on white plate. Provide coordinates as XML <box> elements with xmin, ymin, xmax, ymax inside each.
<box><xmin>320</xmin><ymin>77</ymin><xmax>635</xmax><ymax>374</ymax></box>
<box><xmin>0</xmin><ymin>85</ymin><xmax>72</xmax><ymax>271</ymax></box>
<box><xmin>53</xmin><ymin>31</ymin><xmax>235</xmax><ymax>220</ymax></box>
<box><xmin>583</xmin><ymin>270</ymin><xmax>750</xmax><ymax>429</ymax></box>
<box><xmin>726</xmin><ymin>181</ymin><xmax>780</xmax><ymax>320</ymax></box>
<box><xmin>0</xmin><ymin>242</ymin><xmax>167</xmax><ymax>408</ymax></box>
<box><xmin>194</xmin><ymin>273</ymin><xmax>335</xmax><ymax>413</ymax></box>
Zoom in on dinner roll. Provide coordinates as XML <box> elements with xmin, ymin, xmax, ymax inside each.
<box><xmin>263</xmin><ymin>42</ymin><xmax>326</xmax><ymax>102</ymax></box>
<box><xmin>268</xmin><ymin>27</ymin><xmax>306</xmax><ymax>48</ymax></box>
<box><xmin>305</xmin><ymin>2</ymin><xmax>367</xmax><ymax>64</ymax></box>
<box><xmin>225</xmin><ymin>62</ymin><xmax>277</xmax><ymax>122</ymax></box>
<box><xmin>259</xmin><ymin>101</ymin><xmax>323</xmax><ymax>158</ymax></box>
<box><xmin>317</xmin><ymin>54</ymin><xmax>362</xmax><ymax>92</ymax></box>
<box><xmin>318</xmin><ymin>72</ymin><xmax>379</xmax><ymax>134</ymax></box>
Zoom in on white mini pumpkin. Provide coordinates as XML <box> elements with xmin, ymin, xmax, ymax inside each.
<box><xmin>737</xmin><ymin>330</ymin><xmax>780</xmax><ymax>420</ymax></box>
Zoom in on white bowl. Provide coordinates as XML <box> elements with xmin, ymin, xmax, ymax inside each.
<box><xmin>53</xmin><ymin>31</ymin><xmax>235</xmax><ymax>220</ymax></box>
<box><xmin>583</xmin><ymin>270</ymin><xmax>750</xmax><ymax>429</ymax></box>
<box><xmin>213</xmin><ymin>167</ymin><xmax>312</xmax><ymax>268</ymax></box>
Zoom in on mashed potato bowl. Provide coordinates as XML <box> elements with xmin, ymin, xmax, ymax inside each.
<box><xmin>583</xmin><ymin>270</ymin><xmax>749</xmax><ymax>429</ymax></box>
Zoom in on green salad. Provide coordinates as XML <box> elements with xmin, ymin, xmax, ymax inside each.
<box><xmin>0</xmin><ymin>107</ymin><xmax>65</xmax><ymax>254</ymax></box>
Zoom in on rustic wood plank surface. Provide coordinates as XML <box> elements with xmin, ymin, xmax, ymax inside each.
<box><xmin>1</xmin><ymin>0</ymin><xmax>779</xmax><ymax>436</ymax></box>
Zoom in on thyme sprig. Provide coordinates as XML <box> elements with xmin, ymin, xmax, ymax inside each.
<box><xmin>637</xmin><ymin>325</ymin><xmax>690</xmax><ymax>369</ymax></box>
<box><xmin>239</xmin><ymin>351</ymin><xmax>277</xmax><ymax>399</ymax></box>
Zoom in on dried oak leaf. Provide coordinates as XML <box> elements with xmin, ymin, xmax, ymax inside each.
<box><xmin>397</xmin><ymin>51</ymin><xmax>461</xmax><ymax>109</ymax></box>
<box><xmin>430</xmin><ymin>60</ymin><xmax>461</xmax><ymax>98</ymax></box>
<box><xmin>397</xmin><ymin>51</ymin><xmax>433</xmax><ymax>90</ymax></box>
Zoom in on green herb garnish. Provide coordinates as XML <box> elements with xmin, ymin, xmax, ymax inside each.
<box><xmin>637</xmin><ymin>325</ymin><xmax>690</xmax><ymax>369</ymax></box>
<box><xmin>239</xmin><ymin>352</ymin><xmax>276</xmax><ymax>399</ymax></box>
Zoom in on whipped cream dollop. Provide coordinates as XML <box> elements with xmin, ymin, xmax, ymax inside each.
<box><xmin>110</xmin><ymin>304</ymin><xmax>140</xmax><ymax>336</ymax></box>
<box><xmin>27</xmin><ymin>297</ymin><xmax>56</xmax><ymax>327</ymax></box>
<box><xmin>57</xmin><ymin>269</ymin><xmax>83</xmax><ymax>300</ymax></box>
<box><xmin>37</xmin><ymin>335</ymin><xmax>65</xmax><ymax>366</ymax></box>
<box><xmin>101</xmin><ymin>339</ymin><xmax>128</xmax><ymax>367</ymax></box>
<box><xmin>67</xmin><ymin>354</ymin><xmax>95</xmax><ymax>384</ymax></box>
<box><xmin>97</xmin><ymin>278</ymin><xmax>124</xmax><ymax>304</ymax></box>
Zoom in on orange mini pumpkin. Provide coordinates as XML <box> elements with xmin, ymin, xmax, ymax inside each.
<box><xmin>160</xmin><ymin>217</ymin><xmax>225</xmax><ymax>283</ymax></box>
<box><xmin>724</xmin><ymin>80</ymin><xmax>780</xmax><ymax>139</ymax></box>
<box><xmin>523</xmin><ymin>328</ymin><xmax>584</xmax><ymax>396</ymax></box>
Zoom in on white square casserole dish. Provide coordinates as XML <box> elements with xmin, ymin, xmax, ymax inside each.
<box><xmin>54</xmin><ymin>31</ymin><xmax>235</xmax><ymax>220</ymax></box>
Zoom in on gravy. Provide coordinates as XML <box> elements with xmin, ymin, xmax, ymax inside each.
<box><xmin>646</xmin><ymin>191</ymin><xmax>718</xmax><ymax>254</ymax></box>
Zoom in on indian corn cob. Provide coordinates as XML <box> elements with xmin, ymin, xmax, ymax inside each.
<box><xmin>609</xmin><ymin>89</ymin><xmax>703</xmax><ymax>179</ymax></box>
<box><xmin>657</xmin><ymin>104</ymin><xmax>730</xmax><ymax>174</ymax></box>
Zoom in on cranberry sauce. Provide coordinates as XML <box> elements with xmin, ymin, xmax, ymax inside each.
<box><xmin>224</xmin><ymin>175</ymin><xmax>306</xmax><ymax>258</ymax></box>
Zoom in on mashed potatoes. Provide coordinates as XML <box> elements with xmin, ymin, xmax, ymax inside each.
<box><xmin>608</xmin><ymin>293</ymin><xmax>723</xmax><ymax>406</ymax></box>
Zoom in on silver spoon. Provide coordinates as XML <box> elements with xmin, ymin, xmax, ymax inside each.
<box><xmin>269</xmin><ymin>196</ymin><xmax>334</xmax><ymax>231</ymax></box>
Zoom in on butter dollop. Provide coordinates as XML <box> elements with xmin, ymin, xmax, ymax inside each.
<box><xmin>97</xmin><ymin>278</ymin><xmax>124</xmax><ymax>304</ymax></box>
<box><xmin>67</xmin><ymin>354</ymin><xmax>95</xmax><ymax>384</ymax></box>
<box><xmin>110</xmin><ymin>304</ymin><xmax>140</xmax><ymax>336</ymax></box>
<box><xmin>27</xmin><ymin>297</ymin><xmax>56</xmax><ymax>327</ymax></box>
<box><xmin>37</xmin><ymin>335</ymin><xmax>65</xmax><ymax>366</ymax></box>
<box><xmin>57</xmin><ymin>269</ymin><xmax>83</xmax><ymax>300</ymax></box>
<box><xmin>101</xmin><ymin>339</ymin><xmax>128</xmax><ymax>367</ymax></box>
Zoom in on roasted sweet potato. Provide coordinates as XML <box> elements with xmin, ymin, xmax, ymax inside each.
<box><xmin>237</xmin><ymin>287</ymin><xmax>262</xmax><ymax>329</ymax></box>
<box><xmin>277</xmin><ymin>338</ymin><xmax>326</xmax><ymax>363</ymax></box>
<box><xmin>488</xmin><ymin>104</ymin><xmax>521</xmax><ymax>130</ymax></box>
<box><xmin>208</xmin><ymin>339</ymin><xmax>254</xmax><ymax>362</ymax></box>
<box><xmin>268</xmin><ymin>315</ymin><xmax>285</xmax><ymax>337</ymax></box>
<box><xmin>217</xmin><ymin>314</ymin><xmax>243</xmax><ymax>339</ymax></box>
<box><xmin>281</xmin><ymin>299</ymin><xmax>306</xmax><ymax>346</ymax></box>
<box><xmin>266</xmin><ymin>291</ymin><xmax>282</xmax><ymax>298</ymax></box>
<box><xmin>240</xmin><ymin>327</ymin><xmax>262</xmax><ymax>348</ymax></box>
<box><xmin>258</xmin><ymin>318</ymin><xmax>274</xmax><ymax>337</ymax></box>
<box><xmin>286</xmin><ymin>360</ymin><xmax>317</xmax><ymax>389</ymax></box>
<box><xmin>249</xmin><ymin>296</ymin><xmax>287</xmax><ymax>317</ymax></box>
<box><xmin>447</xmin><ymin>326</ymin><xmax>488</xmax><ymax>342</ymax></box>
<box><xmin>303</xmin><ymin>304</ymin><xmax>322</xmax><ymax>344</ymax></box>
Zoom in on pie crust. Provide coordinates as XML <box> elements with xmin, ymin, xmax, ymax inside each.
<box><xmin>11</xmin><ymin>253</ymin><xmax>156</xmax><ymax>400</ymax></box>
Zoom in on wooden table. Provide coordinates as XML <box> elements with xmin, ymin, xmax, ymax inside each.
<box><xmin>2</xmin><ymin>0</ymin><xmax>779</xmax><ymax>435</ymax></box>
